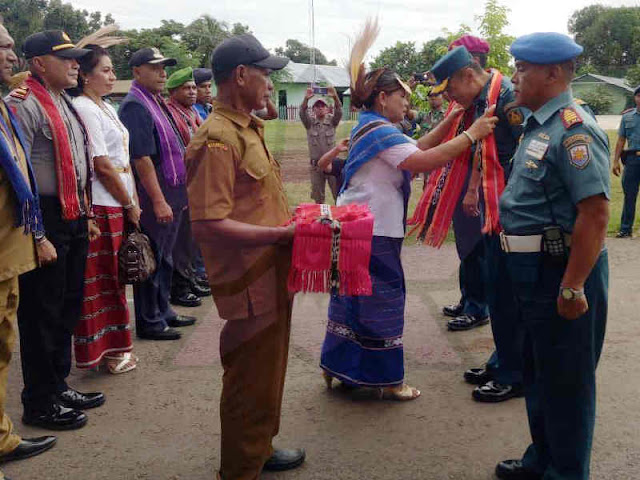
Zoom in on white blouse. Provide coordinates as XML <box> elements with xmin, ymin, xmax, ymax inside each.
<box><xmin>337</xmin><ymin>140</ymin><xmax>420</xmax><ymax>238</ymax></box>
<box><xmin>73</xmin><ymin>96</ymin><xmax>134</xmax><ymax>207</ymax></box>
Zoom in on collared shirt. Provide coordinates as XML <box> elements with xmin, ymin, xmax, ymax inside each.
<box><xmin>193</xmin><ymin>102</ymin><xmax>211</xmax><ymax>121</ymax></box>
<box><xmin>5</xmin><ymin>90</ymin><xmax>88</xmax><ymax>198</ymax></box>
<box><xmin>185</xmin><ymin>100</ymin><xmax>290</xmax><ymax>320</ymax></box>
<box><xmin>618</xmin><ymin>108</ymin><xmax>640</xmax><ymax>150</ymax></box>
<box><xmin>118</xmin><ymin>93</ymin><xmax>187</xmax><ymax>210</ymax></box>
<box><xmin>0</xmin><ymin>101</ymin><xmax>37</xmax><ymax>282</ymax></box>
<box><xmin>300</xmin><ymin>105</ymin><xmax>342</xmax><ymax>163</ymax></box>
<box><xmin>499</xmin><ymin>90</ymin><xmax>610</xmax><ymax>234</ymax></box>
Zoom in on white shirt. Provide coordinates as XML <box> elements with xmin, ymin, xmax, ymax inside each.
<box><xmin>337</xmin><ymin>141</ymin><xmax>420</xmax><ymax>238</ymax></box>
<box><xmin>73</xmin><ymin>96</ymin><xmax>133</xmax><ymax>207</ymax></box>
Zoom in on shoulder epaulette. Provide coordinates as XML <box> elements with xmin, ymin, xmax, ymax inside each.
<box><xmin>9</xmin><ymin>86</ymin><xmax>31</xmax><ymax>101</ymax></box>
<box><xmin>560</xmin><ymin>107</ymin><xmax>583</xmax><ymax>130</ymax></box>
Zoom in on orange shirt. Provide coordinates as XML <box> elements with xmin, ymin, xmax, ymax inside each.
<box><xmin>185</xmin><ymin>100</ymin><xmax>290</xmax><ymax>320</ymax></box>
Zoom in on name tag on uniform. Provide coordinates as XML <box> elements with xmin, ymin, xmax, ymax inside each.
<box><xmin>525</xmin><ymin>139</ymin><xmax>549</xmax><ymax>160</ymax></box>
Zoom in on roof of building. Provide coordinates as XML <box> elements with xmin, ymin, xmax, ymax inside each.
<box><xmin>284</xmin><ymin>61</ymin><xmax>350</xmax><ymax>87</ymax></box>
<box><xmin>573</xmin><ymin>73</ymin><xmax>634</xmax><ymax>92</ymax></box>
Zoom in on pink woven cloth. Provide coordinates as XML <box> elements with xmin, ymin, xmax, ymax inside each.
<box><xmin>288</xmin><ymin>203</ymin><xmax>374</xmax><ymax>296</ymax></box>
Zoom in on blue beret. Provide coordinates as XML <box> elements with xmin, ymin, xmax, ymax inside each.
<box><xmin>429</xmin><ymin>47</ymin><xmax>474</xmax><ymax>94</ymax></box>
<box><xmin>193</xmin><ymin>68</ymin><xmax>213</xmax><ymax>85</ymax></box>
<box><xmin>510</xmin><ymin>32</ymin><xmax>583</xmax><ymax>64</ymax></box>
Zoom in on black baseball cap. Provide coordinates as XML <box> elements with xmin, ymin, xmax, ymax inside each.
<box><xmin>128</xmin><ymin>47</ymin><xmax>177</xmax><ymax>68</ymax></box>
<box><xmin>23</xmin><ymin>30</ymin><xmax>90</xmax><ymax>60</ymax></box>
<box><xmin>211</xmin><ymin>34</ymin><xmax>289</xmax><ymax>74</ymax></box>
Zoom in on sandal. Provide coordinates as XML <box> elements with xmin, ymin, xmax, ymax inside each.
<box><xmin>380</xmin><ymin>384</ymin><xmax>421</xmax><ymax>401</ymax></box>
<box><xmin>322</xmin><ymin>371</ymin><xmax>334</xmax><ymax>388</ymax></box>
<box><xmin>104</xmin><ymin>352</ymin><xmax>138</xmax><ymax>375</ymax></box>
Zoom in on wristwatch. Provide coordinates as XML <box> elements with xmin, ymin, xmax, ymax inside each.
<box><xmin>559</xmin><ymin>286</ymin><xmax>585</xmax><ymax>301</ymax></box>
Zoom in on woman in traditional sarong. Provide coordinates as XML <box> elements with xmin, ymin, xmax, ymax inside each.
<box><xmin>70</xmin><ymin>29</ymin><xmax>141</xmax><ymax>374</ymax></box>
<box><xmin>320</xmin><ymin>19</ymin><xmax>499</xmax><ymax>400</ymax></box>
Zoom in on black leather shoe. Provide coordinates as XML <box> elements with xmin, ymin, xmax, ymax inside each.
<box><xmin>58</xmin><ymin>388</ymin><xmax>105</xmax><ymax>410</ymax></box>
<box><xmin>463</xmin><ymin>367</ymin><xmax>493</xmax><ymax>385</ymax></box>
<box><xmin>22</xmin><ymin>404</ymin><xmax>87</xmax><ymax>431</ymax></box>
<box><xmin>190</xmin><ymin>282</ymin><xmax>211</xmax><ymax>297</ymax></box>
<box><xmin>495</xmin><ymin>459</ymin><xmax>541</xmax><ymax>479</ymax></box>
<box><xmin>167</xmin><ymin>315</ymin><xmax>196</xmax><ymax>328</ymax></box>
<box><xmin>447</xmin><ymin>314</ymin><xmax>489</xmax><ymax>331</ymax></box>
<box><xmin>616</xmin><ymin>231</ymin><xmax>632</xmax><ymax>238</ymax></box>
<box><xmin>263</xmin><ymin>448</ymin><xmax>306</xmax><ymax>472</ymax></box>
<box><xmin>170</xmin><ymin>292</ymin><xmax>202</xmax><ymax>307</ymax></box>
<box><xmin>473</xmin><ymin>381</ymin><xmax>523</xmax><ymax>403</ymax></box>
<box><xmin>0</xmin><ymin>436</ymin><xmax>57</xmax><ymax>463</ymax></box>
<box><xmin>442</xmin><ymin>302</ymin><xmax>464</xmax><ymax>317</ymax></box>
<box><xmin>137</xmin><ymin>326</ymin><xmax>181</xmax><ymax>340</ymax></box>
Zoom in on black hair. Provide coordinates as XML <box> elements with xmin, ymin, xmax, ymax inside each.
<box><xmin>67</xmin><ymin>44</ymin><xmax>109</xmax><ymax>97</ymax></box>
<box><xmin>352</xmin><ymin>68</ymin><xmax>404</xmax><ymax>110</ymax></box>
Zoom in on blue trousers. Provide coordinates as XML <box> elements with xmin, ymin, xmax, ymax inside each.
<box><xmin>506</xmin><ymin>251</ymin><xmax>608</xmax><ymax>480</ymax></box>
<box><xmin>483</xmin><ymin>235</ymin><xmax>524</xmax><ymax>386</ymax></box>
<box><xmin>620</xmin><ymin>157</ymin><xmax>640</xmax><ymax>233</ymax></box>
<box><xmin>133</xmin><ymin>208</ymin><xmax>183</xmax><ymax>334</ymax></box>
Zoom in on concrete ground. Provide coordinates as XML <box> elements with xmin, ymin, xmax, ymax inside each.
<box><xmin>3</xmin><ymin>238</ymin><xmax>640</xmax><ymax>480</ymax></box>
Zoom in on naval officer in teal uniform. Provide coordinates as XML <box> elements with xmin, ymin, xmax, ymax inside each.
<box><xmin>495</xmin><ymin>33</ymin><xmax>610</xmax><ymax>480</ymax></box>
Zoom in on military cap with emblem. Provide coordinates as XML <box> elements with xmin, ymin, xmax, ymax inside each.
<box><xmin>448</xmin><ymin>35</ymin><xmax>490</xmax><ymax>54</ymax></box>
<box><xmin>211</xmin><ymin>34</ymin><xmax>289</xmax><ymax>74</ymax></box>
<box><xmin>22</xmin><ymin>30</ymin><xmax>90</xmax><ymax>60</ymax></box>
<box><xmin>510</xmin><ymin>32</ymin><xmax>583</xmax><ymax>64</ymax></box>
<box><xmin>166</xmin><ymin>67</ymin><xmax>194</xmax><ymax>90</ymax></box>
<box><xmin>128</xmin><ymin>47</ymin><xmax>177</xmax><ymax>68</ymax></box>
<box><xmin>193</xmin><ymin>68</ymin><xmax>213</xmax><ymax>85</ymax></box>
<box><xmin>429</xmin><ymin>46</ymin><xmax>474</xmax><ymax>95</ymax></box>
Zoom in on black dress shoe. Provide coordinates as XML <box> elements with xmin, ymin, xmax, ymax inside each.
<box><xmin>463</xmin><ymin>367</ymin><xmax>493</xmax><ymax>385</ymax></box>
<box><xmin>195</xmin><ymin>275</ymin><xmax>209</xmax><ymax>288</ymax></box>
<box><xmin>472</xmin><ymin>381</ymin><xmax>523</xmax><ymax>403</ymax></box>
<box><xmin>137</xmin><ymin>326</ymin><xmax>181</xmax><ymax>340</ymax></box>
<box><xmin>0</xmin><ymin>436</ymin><xmax>57</xmax><ymax>463</ymax></box>
<box><xmin>167</xmin><ymin>315</ymin><xmax>196</xmax><ymax>328</ymax></box>
<box><xmin>263</xmin><ymin>448</ymin><xmax>306</xmax><ymax>472</ymax></box>
<box><xmin>170</xmin><ymin>292</ymin><xmax>202</xmax><ymax>307</ymax></box>
<box><xmin>447</xmin><ymin>313</ymin><xmax>489</xmax><ymax>331</ymax></box>
<box><xmin>190</xmin><ymin>282</ymin><xmax>211</xmax><ymax>297</ymax></box>
<box><xmin>58</xmin><ymin>388</ymin><xmax>105</xmax><ymax>410</ymax></box>
<box><xmin>442</xmin><ymin>302</ymin><xmax>464</xmax><ymax>318</ymax></box>
<box><xmin>22</xmin><ymin>404</ymin><xmax>87</xmax><ymax>431</ymax></box>
<box><xmin>616</xmin><ymin>231</ymin><xmax>632</xmax><ymax>238</ymax></box>
<box><xmin>495</xmin><ymin>459</ymin><xmax>541</xmax><ymax>479</ymax></box>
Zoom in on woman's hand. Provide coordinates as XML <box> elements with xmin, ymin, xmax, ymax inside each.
<box><xmin>88</xmin><ymin>219</ymin><xmax>101</xmax><ymax>242</ymax></box>
<box><xmin>448</xmin><ymin>104</ymin><xmax>465</xmax><ymax>119</ymax></box>
<box><xmin>126</xmin><ymin>204</ymin><xmax>142</xmax><ymax>228</ymax></box>
<box><xmin>336</xmin><ymin>138</ymin><xmax>349</xmax><ymax>153</ymax></box>
<box><xmin>467</xmin><ymin>105</ymin><xmax>498</xmax><ymax>141</ymax></box>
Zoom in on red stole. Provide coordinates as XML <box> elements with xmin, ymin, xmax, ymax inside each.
<box><xmin>167</xmin><ymin>99</ymin><xmax>202</xmax><ymax>146</ymax></box>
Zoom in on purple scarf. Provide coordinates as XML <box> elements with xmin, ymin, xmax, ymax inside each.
<box><xmin>129</xmin><ymin>81</ymin><xmax>185</xmax><ymax>186</ymax></box>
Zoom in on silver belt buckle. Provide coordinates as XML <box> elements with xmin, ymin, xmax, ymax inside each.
<box><xmin>499</xmin><ymin>231</ymin><xmax>510</xmax><ymax>252</ymax></box>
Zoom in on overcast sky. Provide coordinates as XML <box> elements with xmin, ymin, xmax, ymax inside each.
<box><xmin>68</xmin><ymin>0</ymin><xmax>636</xmax><ymax>65</ymax></box>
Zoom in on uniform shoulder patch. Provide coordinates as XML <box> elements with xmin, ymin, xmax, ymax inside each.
<box><xmin>560</xmin><ymin>107</ymin><xmax>583</xmax><ymax>129</ymax></box>
<box><xmin>504</xmin><ymin>101</ymin><xmax>525</xmax><ymax>126</ymax></box>
<box><xmin>9</xmin><ymin>86</ymin><xmax>30</xmax><ymax>101</ymax></box>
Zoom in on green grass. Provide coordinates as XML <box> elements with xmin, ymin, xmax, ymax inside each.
<box><xmin>266</xmin><ymin>121</ymin><xmax>627</xmax><ymax>237</ymax></box>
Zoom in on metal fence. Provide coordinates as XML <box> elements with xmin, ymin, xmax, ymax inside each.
<box><xmin>277</xmin><ymin>105</ymin><xmax>359</xmax><ymax>122</ymax></box>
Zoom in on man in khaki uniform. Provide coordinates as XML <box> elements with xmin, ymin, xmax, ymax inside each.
<box><xmin>0</xmin><ymin>21</ymin><xmax>57</xmax><ymax>480</ymax></box>
<box><xmin>185</xmin><ymin>34</ymin><xmax>305</xmax><ymax>480</ymax></box>
<box><xmin>300</xmin><ymin>87</ymin><xmax>342</xmax><ymax>203</ymax></box>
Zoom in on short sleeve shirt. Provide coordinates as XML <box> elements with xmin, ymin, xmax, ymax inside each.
<box><xmin>300</xmin><ymin>106</ymin><xmax>342</xmax><ymax>163</ymax></box>
<box><xmin>618</xmin><ymin>109</ymin><xmax>640</xmax><ymax>150</ymax></box>
<box><xmin>499</xmin><ymin>90</ymin><xmax>610</xmax><ymax>234</ymax></box>
<box><xmin>185</xmin><ymin>100</ymin><xmax>290</xmax><ymax>320</ymax></box>
<box><xmin>118</xmin><ymin>94</ymin><xmax>187</xmax><ymax>210</ymax></box>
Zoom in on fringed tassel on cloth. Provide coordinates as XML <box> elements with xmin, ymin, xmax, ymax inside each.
<box><xmin>288</xmin><ymin>203</ymin><xmax>374</xmax><ymax>296</ymax></box>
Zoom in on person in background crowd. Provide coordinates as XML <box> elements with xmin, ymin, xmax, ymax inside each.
<box><xmin>193</xmin><ymin>67</ymin><xmax>213</xmax><ymax>120</ymax></box>
<box><xmin>300</xmin><ymin>86</ymin><xmax>342</xmax><ymax>204</ymax></box>
<box><xmin>70</xmin><ymin>31</ymin><xmax>141</xmax><ymax>374</ymax></box>
<box><xmin>165</xmin><ymin>66</ymin><xmax>211</xmax><ymax>308</ymax></box>
<box><xmin>7</xmin><ymin>30</ymin><xmax>104</xmax><ymax>430</ymax></box>
<box><xmin>612</xmin><ymin>85</ymin><xmax>640</xmax><ymax>238</ymax></box>
<box><xmin>118</xmin><ymin>47</ymin><xmax>196</xmax><ymax>341</ymax></box>
<box><xmin>0</xmin><ymin>20</ymin><xmax>57</xmax><ymax>477</ymax></box>
<box><xmin>186</xmin><ymin>33</ymin><xmax>305</xmax><ymax>479</ymax></box>
<box><xmin>495</xmin><ymin>32</ymin><xmax>610</xmax><ymax>480</ymax></box>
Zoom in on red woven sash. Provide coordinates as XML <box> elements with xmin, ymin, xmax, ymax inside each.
<box><xmin>408</xmin><ymin>71</ymin><xmax>505</xmax><ymax>246</ymax></box>
<box><xmin>26</xmin><ymin>76</ymin><xmax>82</xmax><ymax>220</ymax></box>
<box><xmin>288</xmin><ymin>203</ymin><xmax>374</xmax><ymax>296</ymax></box>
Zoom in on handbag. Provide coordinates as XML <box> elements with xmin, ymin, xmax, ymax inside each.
<box><xmin>118</xmin><ymin>226</ymin><xmax>156</xmax><ymax>284</ymax></box>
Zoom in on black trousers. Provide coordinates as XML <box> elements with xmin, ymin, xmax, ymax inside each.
<box><xmin>18</xmin><ymin>196</ymin><xmax>89</xmax><ymax>412</ymax></box>
<box><xmin>171</xmin><ymin>208</ymin><xmax>196</xmax><ymax>296</ymax></box>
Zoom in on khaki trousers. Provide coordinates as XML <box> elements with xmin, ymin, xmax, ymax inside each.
<box><xmin>218</xmin><ymin>254</ymin><xmax>293</xmax><ymax>480</ymax></box>
<box><xmin>0</xmin><ymin>276</ymin><xmax>21</xmax><ymax>456</ymax></box>
<box><xmin>310</xmin><ymin>165</ymin><xmax>338</xmax><ymax>204</ymax></box>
